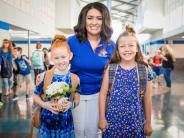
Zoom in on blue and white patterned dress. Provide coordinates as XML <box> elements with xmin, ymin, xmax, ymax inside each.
<box><xmin>102</xmin><ymin>65</ymin><xmax>152</xmax><ymax>138</ymax></box>
<box><xmin>34</xmin><ymin>72</ymin><xmax>75</xmax><ymax>138</ymax></box>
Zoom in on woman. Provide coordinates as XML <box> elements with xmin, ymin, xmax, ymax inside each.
<box><xmin>67</xmin><ymin>2</ymin><xmax>115</xmax><ymax>138</ymax></box>
<box><xmin>162</xmin><ymin>45</ymin><xmax>176</xmax><ymax>89</ymax></box>
<box><xmin>0</xmin><ymin>39</ymin><xmax>14</xmax><ymax>97</ymax></box>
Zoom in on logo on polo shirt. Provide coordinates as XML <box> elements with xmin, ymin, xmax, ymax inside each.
<box><xmin>98</xmin><ymin>48</ymin><xmax>107</xmax><ymax>57</ymax></box>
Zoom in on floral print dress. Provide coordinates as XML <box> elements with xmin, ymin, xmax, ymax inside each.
<box><xmin>34</xmin><ymin>72</ymin><xmax>75</xmax><ymax>138</ymax></box>
<box><xmin>102</xmin><ymin>65</ymin><xmax>152</xmax><ymax>138</ymax></box>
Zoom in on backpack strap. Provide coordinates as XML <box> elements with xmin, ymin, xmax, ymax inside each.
<box><xmin>70</xmin><ymin>73</ymin><xmax>80</xmax><ymax>92</ymax></box>
<box><xmin>108</xmin><ymin>63</ymin><xmax>118</xmax><ymax>95</ymax></box>
<box><xmin>41</xmin><ymin>66</ymin><xmax>55</xmax><ymax>100</ymax></box>
<box><xmin>137</xmin><ymin>63</ymin><xmax>148</xmax><ymax>100</ymax></box>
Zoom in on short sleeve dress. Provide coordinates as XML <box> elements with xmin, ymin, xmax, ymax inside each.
<box><xmin>102</xmin><ymin>65</ymin><xmax>153</xmax><ymax>138</ymax></box>
<box><xmin>34</xmin><ymin>72</ymin><xmax>75</xmax><ymax>138</ymax></box>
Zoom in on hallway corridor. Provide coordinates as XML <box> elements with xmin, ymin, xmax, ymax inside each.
<box><xmin>150</xmin><ymin>70</ymin><xmax>184</xmax><ymax>138</ymax></box>
<box><xmin>0</xmin><ymin>70</ymin><xmax>184</xmax><ymax>138</ymax></box>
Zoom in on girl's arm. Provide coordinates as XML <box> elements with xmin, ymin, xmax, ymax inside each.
<box><xmin>144</xmin><ymin>80</ymin><xmax>153</xmax><ymax>136</ymax></box>
<box><xmin>160</xmin><ymin>54</ymin><xmax>168</xmax><ymax>61</ymax></box>
<box><xmin>69</xmin><ymin>92</ymin><xmax>80</xmax><ymax>107</ymax></box>
<box><xmin>12</xmin><ymin>58</ymin><xmax>18</xmax><ymax>71</ymax></box>
<box><xmin>69</xmin><ymin>74</ymin><xmax>80</xmax><ymax>107</ymax></box>
<box><xmin>33</xmin><ymin>72</ymin><xmax>45</xmax><ymax>107</ymax></box>
<box><xmin>33</xmin><ymin>73</ymin><xmax>59</xmax><ymax>114</ymax></box>
<box><xmin>73</xmin><ymin>92</ymin><xmax>80</xmax><ymax>107</ymax></box>
<box><xmin>99</xmin><ymin>66</ymin><xmax>109</xmax><ymax>131</ymax></box>
<box><xmin>23</xmin><ymin>56</ymin><xmax>32</xmax><ymax>66</ymax></box>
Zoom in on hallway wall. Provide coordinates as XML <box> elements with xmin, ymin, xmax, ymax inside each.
<box><xmin>0</xmin><ymin>29</ymin><xmax>10</xmax><ymax>44</ymax></box>
<box><xmin>175</xmin><ymin>58</ymin><xmax>184</xmax><ymax>70</ymax></box>
<box><xmin>0</xmin><ymin>0</ymin><xmax>56</xmax><ymax>36</ymax></box>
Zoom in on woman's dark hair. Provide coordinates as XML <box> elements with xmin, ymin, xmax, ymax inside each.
<box><xmin>74</xmin><ymin>2</ymin><xmax>113</xmax><ymax>43</ymax></box>
<box><xmin>110</xmin><ymin>25</ymin><xmax>147</xmax><ymax>66</ymax></box>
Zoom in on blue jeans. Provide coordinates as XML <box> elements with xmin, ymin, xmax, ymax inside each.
<box><xmin>2</xmin><ymin>78</ymin><xmax>12</xmax><ymax>91</ymax></box>
<box><xmin>163</xmin><ymin>68</ymin><xmax>172</xmax><ymax>88</ymax></box>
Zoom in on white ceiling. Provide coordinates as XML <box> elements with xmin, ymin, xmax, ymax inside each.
<box><xmin>79</xmin><ymin>0</ymin><xmax>140</xmax><ymax>26</ymax></box>
<box><xmin>10</xmin><ymin>0</ymin><xmax>141</xmax><ymax>40</ymax></box>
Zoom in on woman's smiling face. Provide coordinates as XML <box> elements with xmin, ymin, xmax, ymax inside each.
<box><xmin>86</xmin><ymin>8</ymin><xmax>102</xmax><ymax>37</ymax></box>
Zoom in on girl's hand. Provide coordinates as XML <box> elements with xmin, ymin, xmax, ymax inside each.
<box><xmin>22</xmin><ymin>55</ymin><xmax>27</xmax><ymax>60</ymax></box>
<box><xmin>60</xmin><ymin>101</ymin><xmax>72</xmax><ymax>112</ymax></box>
<box><xmin>42</xmin><ymin>102</ymin><xmax>59</xmax><ymax>114</ymax></box>
<box><xmin>144</xmin><ymin>123</ymin><xmax>152</xmax><ymax>136</ymax></box>
<box><xmin>98</xmin><ymin>119</ymin><xmax>108</xmax><ymax>132</ymax></box>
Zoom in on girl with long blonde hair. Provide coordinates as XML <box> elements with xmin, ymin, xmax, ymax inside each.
<box><xmin>99</xmin><ymin>25</ymin><xmax>153</xmax><ymax>137</ymax></box>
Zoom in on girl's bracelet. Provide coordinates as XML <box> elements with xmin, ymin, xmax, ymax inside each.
<box><xmin>71</xmin><ymin>101</ymin><xmax>75</xmax><ymax>109</ymax></box>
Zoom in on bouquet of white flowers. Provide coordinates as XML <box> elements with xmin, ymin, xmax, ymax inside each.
<box><xmin>46</xmin><ymin>81</ymin><xmax>73</xmax><ymax>107</ymax></box>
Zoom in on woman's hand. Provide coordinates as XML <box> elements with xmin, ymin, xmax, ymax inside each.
<box><xmin>98</xmin><ymin>119</ymin><xmax>108</xmax><ymax>132</ymax></box>
<box><xmin>144</xmin><ymin>122</ymin><xmax>152</xmax><ymax>136</ymax></box>
<box><xmin>42</xmin><ymin>102</ymin><xmax>59</xmax><ymax>114</ymax></box>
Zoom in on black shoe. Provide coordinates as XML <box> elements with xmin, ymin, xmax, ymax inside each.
<box><xmin>12</xmin><ymin>95</ymin><xmax>18</xmax><ymax>101</ymax></box>
<box><xmin>26</xmin><ymin>94</ymin><xmax>29</xmax><ymax>99</ymax></box>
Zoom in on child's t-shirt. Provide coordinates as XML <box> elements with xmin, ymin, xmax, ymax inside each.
<box><xmin>14</xmin><ymin>56</ymin><xmax>31</xmax><ymax>75</ymax></box>
<box><xmin>153</xmin><ymin>55</ymin><xmax>161</xmax><ymax>65</ymax></box>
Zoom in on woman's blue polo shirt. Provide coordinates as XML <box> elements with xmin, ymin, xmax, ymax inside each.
<box><xmin>67</xmin><ymin>35</ymin><xmax>115</xmax><ymax>95</ymax></box>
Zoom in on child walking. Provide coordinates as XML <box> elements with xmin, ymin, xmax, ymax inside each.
<box><xmin>99</xmin><ymin>25</ymin><xmax>153</xmax><ymax>138</ymax></box>
<box><xmin>12</xmin><ymin>47</ymin><xmax>32</xmax><ymax>100</ymax></box>
<box><xmin>33</xmin><ymin>35</ymin><xmax>80</xmax><ymax>138</ymax></box>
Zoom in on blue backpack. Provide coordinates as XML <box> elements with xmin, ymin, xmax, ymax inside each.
<box><xmin>31</xmin><ymin>50</ymin><xmax>43</xmax><ymax>67</ymax></box>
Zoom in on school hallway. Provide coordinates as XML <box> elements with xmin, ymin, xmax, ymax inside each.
<box><xmin>1</xmin><ymin>0</ymin><xmax>184</xmax><ymax>138</ymax></box>
<box><xmin>0</xmin><ymin>68</ymin><xmax>183</xmax><ymax>138</ymax></box>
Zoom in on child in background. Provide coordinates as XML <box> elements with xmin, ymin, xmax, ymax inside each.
<box><xmin>33</xmin><ymin>35</ymin><xmax>80</xmax><ymax>138</ymax></box>
<box><xmin>99</xmin><ymin>25</ymin><xmax>153</xmax><ymax>137</ymax></box>
<box><xmin>32</xmin><ymin>43</ymin><xmax>45</xmax><ymax>84</ymax></box>
<box><xmin>152</xmin><ymin>49</ymin><xmax>162</xmax><ymax>87</ymax></box>
<box><xmin>12</xmin><ymin>47</ymin><xmax>32</xmax><ymax>100</ymax></box>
